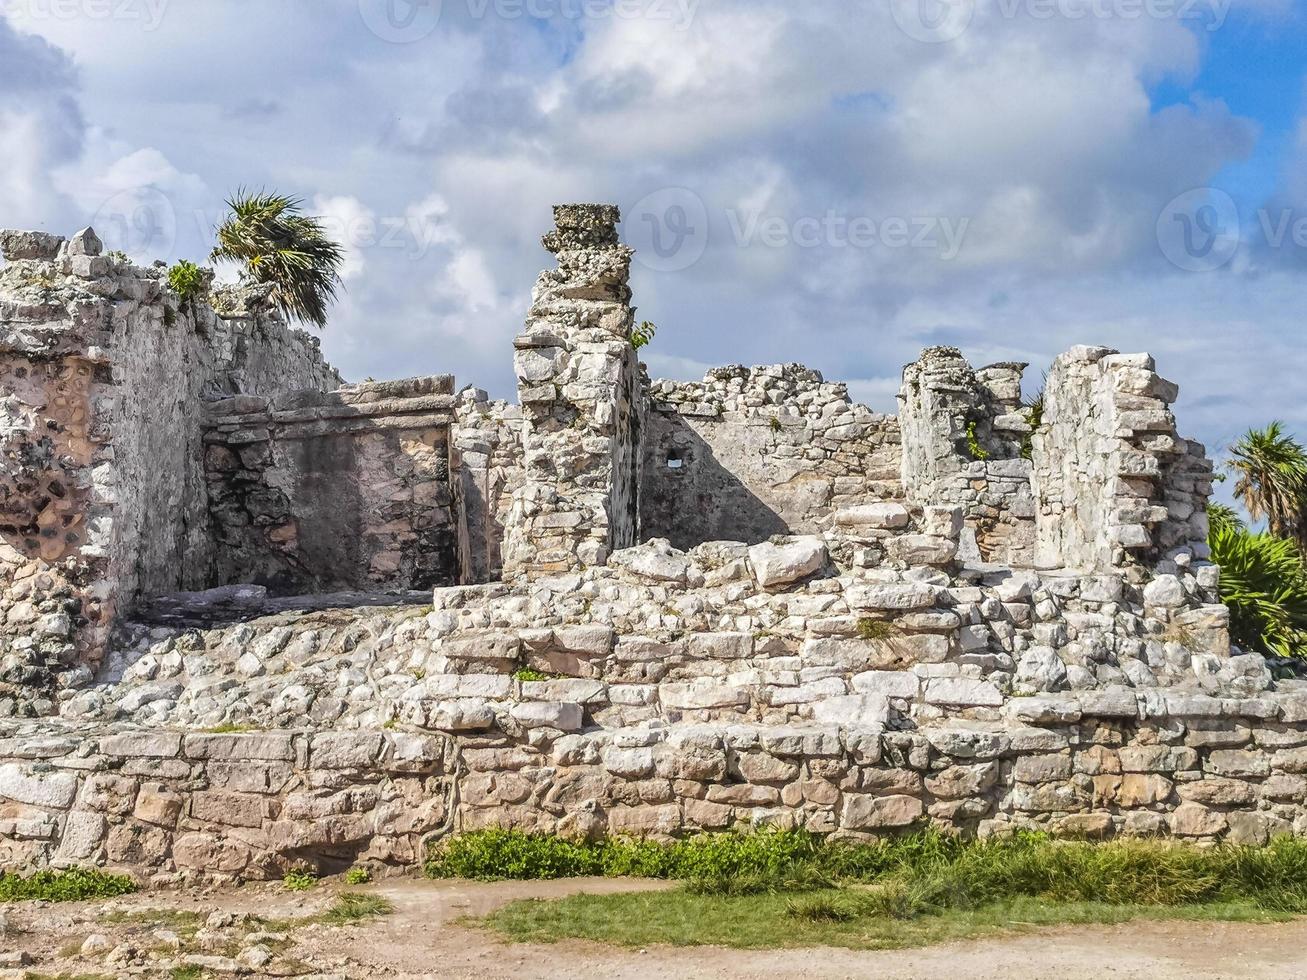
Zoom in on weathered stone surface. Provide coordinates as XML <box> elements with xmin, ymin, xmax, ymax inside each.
<box><xmin>748</xmin><ymin>537</ymin><xmax>827</xmax><ymax>588</ymax></box>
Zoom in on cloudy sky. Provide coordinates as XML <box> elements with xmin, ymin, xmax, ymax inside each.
<box><xmin>2</xmin><ymin>0</ymin><xmax>1306</xmax><ymax>474</ymax></box>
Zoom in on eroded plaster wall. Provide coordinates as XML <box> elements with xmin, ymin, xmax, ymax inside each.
<box><xmin>203</xmin><ymin>377</ymin><xmax>460</xmax><ymax>594</ymax></box>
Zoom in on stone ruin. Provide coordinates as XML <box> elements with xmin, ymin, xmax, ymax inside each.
<box><xmin>0</xmin><ymin>204</ymin><xmax>1297</xmax><ymax>883</ymax></box>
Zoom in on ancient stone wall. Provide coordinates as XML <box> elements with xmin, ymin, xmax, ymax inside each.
<box><xmin>0</xmin><ymin>229</ymin><xmax>340</xmax><ymax>704</ymax></box>
<box><xmin>898</xmin><ymin>348</ymin><xmax>1036</xmax><ymax>566</ymax></box>
<box><xmin>502</xmin><ymin>205</ymin><xmax>641</xmax><ymax>578</ymax></box>
<box><xmin>203</xmin><ymin>376</ymin><xmax>460</xmax><ymax>595</ymax></box>
<box><xmin>453</xmin><ymin>390</ymin><xmax>525</xmax><ymax>584</ymax></box>
<box><xmin>640</xmin><ymin>365</ymin><xmax>902</xmax><ymax>549</ymax></box>
<box><xmin>1031</xmin><ymin>346</ymin><xmax>1212</xmax><ymax>574</ymax></box>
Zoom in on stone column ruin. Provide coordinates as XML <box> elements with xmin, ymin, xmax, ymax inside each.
<box><xmin>501</xmin><ymin>204</ymin><xmax>642</xmax><ymax>578</ymax></box>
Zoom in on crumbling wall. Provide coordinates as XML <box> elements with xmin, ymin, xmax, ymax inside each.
<box><xmin>640</xmin><ymin>365</ymin><xmax>902</xmax><ymax>549</ymax></box>
<box><xmin>203</xmin><ymin>377</ymin><xmax>460</xmax><ymax>594</ymax></box>
<box><xmin>453</xmin><ymin>390</ymin><xmax>524</xmax><ymax>584</ymax></box>
<box><xmin>898</xmin><ymin>348</ymin><xmax>1036</xmax><ymax>566</ymax></box>
<box><xmin>1031</xmin><ymin>346</ymin><xmax>1212</xmax><ymax>574</ymax></box>
<box><xmin>0</xmin><ymin>228</ymin><xmax>340</xmax><ymax>704</ymax></box>
<box><xmin>502</xmin><ymin>204</ymin><xmax>642</xmax><ymax>577</ymax></box>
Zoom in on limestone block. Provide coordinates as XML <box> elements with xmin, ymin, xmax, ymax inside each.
<box><xmin>833</xmin><ymin>503</ymin><xmax>910</xmax><ymax>530</ymax></box>
<box><xmin>924</xmin><ymin>678</ymin><xmax>1002</xmax><ymax>707</ymax></box>
<box><xmin>885</xmin><ymin>535</ymin><xmax>958</xmax><ymax>565</ymax></box>
<box><xmin>845</xmin><ymin>582</ymin><xmax>941</xmax><ymax>610</ymax></box>
<box><xmin>0</xmin><ymin>764</ymin><xmax>78</xmax><ymax>809</ymax></box>
<box><xmin>748</xmin><ymin>537</ymin><xmax>827</xmax><ymax>589</ymax></box>
<box><xmin>510</xmin><ymin>701</ymin><xmax>584</xmax><ymax>731</ymax></box>
<box><xmin>840</xmin><ymin>793</ymin><xmax>923</xmax><ymax>829</ymax></box>
<box><xmin>809</xmin><ymin>694</ymin><xmax>889</xmax><ymax>728</ymax></box>
<box><xmin>1169</xmin><ymin>802</ymin><xmax>1227</xmax><ymax>837</ymax></box>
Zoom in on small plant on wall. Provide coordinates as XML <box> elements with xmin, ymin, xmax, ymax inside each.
<box><xmin>631</xmin><ymin>320</ymin><xmax>657</xmax><ymax>351</ymax></box>
<box><xmin>965</xmin><ymin>419</ymin><xmax>990</xmax><ymax>461</ymax></box>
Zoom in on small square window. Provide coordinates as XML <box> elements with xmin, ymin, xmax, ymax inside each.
<box><xmin>666</xmin><ymin>456</ymin><xmax>684</xmax><ymax>470</ymax></box>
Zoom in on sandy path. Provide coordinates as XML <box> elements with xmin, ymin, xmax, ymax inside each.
<box><xmin>3</xmin><ymin>877</ymin><xmax>1306</xmax><ymax>979</ymax></box>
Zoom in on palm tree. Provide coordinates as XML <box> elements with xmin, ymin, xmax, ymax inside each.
<box><xmin>1228</xmin><ymin>422</ymin><xmax>1307</xmax><ymax>546</ymax></box>
<box><xmin>210</xmin><ymin>190</ymin><xmax>344</xmax><ymax>328</ymax></box>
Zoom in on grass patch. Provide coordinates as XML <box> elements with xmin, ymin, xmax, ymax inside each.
<box><xmin>485</xmin><ymin>891</ymin><xmax>1289</xmax><ymax>951</ymax></box>
<box><xmin>320</xmin><ymin>892</ymin><xmax>394</xmax><ymax>925</ymax></box>
<box><xmin>205</xmin><ymin>722</ymin><xmax>254</xmax><ymax>733</ymax></box>
<box><xmin>444</xmin><ymin>828</ymin><xmax>1307</xmax><ymax>949</ymax></box>
<box><xmin>0</xmin><ymin>868</ymin><xmax>136</xmax><ymax>902</ymax></box>
<box><xmin>169</xmin><ymin>968</ymin><xmax>205</xmax><ymax>980</ymax></box>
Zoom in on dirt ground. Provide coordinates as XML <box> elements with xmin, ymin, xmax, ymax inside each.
<box><xmin>2</xmin><ymin>876</ymin><xmax>1306</xmax><ymax>979</ymax></box>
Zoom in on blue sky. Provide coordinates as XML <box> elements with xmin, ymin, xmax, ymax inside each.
<box><xmin>2</xmin><ymin>0</ymin><xmax>1307</xmax><ymax>484</ymax></box>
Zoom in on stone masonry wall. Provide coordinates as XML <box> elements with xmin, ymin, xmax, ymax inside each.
<box><xmin>0</xmin><ymin>229</ymin><xmax>340</xmax><ymax>707</ymax></box>
<box><xmin>1032</xmin><ymin>346</ymin><xmax>1213</xmax><ymax>574</ymax></box>
<box><xmin>203</xmin><ymin>376</ymin><xmax>460</xmax><ymax>594</ymax></box>
<box><xmin>502</xmin><ymin>204</ymin><xmax>641</xmax><ymax>578</ymax></box>
<box><xmin>898</xmin><ymin>348</ymin><xmax>1036</xmax><ymax>566</ymax></box>
<box><xmin>641</xmin><ymin>364</ymin><xmax>902</xmax><ymax>550</ymax></box>
<box><xmin>453</xmin><ymin>390</ymin><xmax>525</xmax><ymax>584</ymax></box>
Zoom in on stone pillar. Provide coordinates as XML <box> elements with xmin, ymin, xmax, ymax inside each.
<box><xmin>898</xmin><ymin>347</ymin><xmax>1034</xmax><ymax>564</ymax></box>
<box><xmin>501</xmin><ymin>205</ymin><xmax>641</xmax><ymax>579</ymax></box>
<box><xmin>1031</xmin><ymin>346</ymin><xmax>1211</xmax><ymax>574</ymax></box>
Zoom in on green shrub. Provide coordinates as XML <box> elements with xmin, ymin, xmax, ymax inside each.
<box><xmin>282</xmin><ymin>869</ymin><xmax>317</xmax><ymax>892</ymax></box>
<box><xmin>0</xmin><ymin>867</ymin><xmax>136</xmax><ymax>902</ymax></box>
<box><xmin>1208</xmin><ymin>521</ymin><xmax>1307</xmax><ymax>657</ymax></box>
<box><xmin>631</xmin><ymin>320</ymin><xmax>656</xmax><ymax>351</ymax></box>
<box><xmin>964</xmin><ymin>420</ymin><xmax>989</xmax><ymax>461</ymax></box>
<box><xmin>166</xmin><ymin>259</ymin><xmax>206</xmax><ymax>306</ymax></box>
<box><xmin>344</xmin><ymin>866</ymin><xmax>372</xmax><ymax>885</ymax></box>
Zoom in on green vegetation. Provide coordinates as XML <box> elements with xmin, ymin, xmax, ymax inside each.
<box><xmin>631</xmin><ymin>320</ymin><xmax>656</xmax><ymax>351</ymax></box>
<box><xmin>1206</xmin><ymin>423</ymin><xmax>1307</xmax><ymax>658</ymax></box>
<box><xmin>856</xmin><ymin>617</ymin><xmax>900</xmax><ymax>642</ymax></box>
<box><xmin>1229</xmin><ymin>422</ymin><xmax>1307</xmax><ymax>546</ymax></box>
<box><xmin>211</xmin><ymin>189</ymin><xmax>345</xmax><ymax>329</ymax></box>
<box><xmin>1208</xmin><ymin>520</ymin><xmax>1307</xmax><ymax>657</ymax></box>
<box><xmin>165</xmin><ymin>259</ymin><xmax>206</xmax><ymax>308</ymax></box>
<box><xmin>344</xmin><ymin>866</ymin><xmax>372</xmax><ymax>885</ymax></box>
<box><xmin>0</xmin><ymin>867</ymin><xmax>136</xmax><ymax>902</ymax></box>
<box><xmin>169</xmin><ymin>968</ymin><xmax>205</xmax><ymax>980</ymax></box>
<box><xmin>485</xmin><ymin>890</ymin><xmax>1285</xmax><ymax>951</ymax></box>
<box><xmin>463</xmin><ymin>829</ymin><xmax>1307</xmax><ymax>950</ymax></box>
<box><xmin>964</xmin><ymin>420</ymin><xmax>989</xmax><ymax>461</ymax></box>
<box><xmin>282</xmin><ymin>869</ymin><xmax>318</xmax><ymax>892</ymax></box>
<box><xmin>321</xmin><ymin>892</ymin><xmax>394</xmax><ymax>924</ymax></box>
<box><xmin>513</xmin><ymin>667</ymin><xmax>556</xmax><ymax>682</ymax></box>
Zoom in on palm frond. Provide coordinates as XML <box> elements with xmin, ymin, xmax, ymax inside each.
<box><xmin>211</xmin><ymin>188</ymin><xmax>345</xmax><ymax>328</ymax></box>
